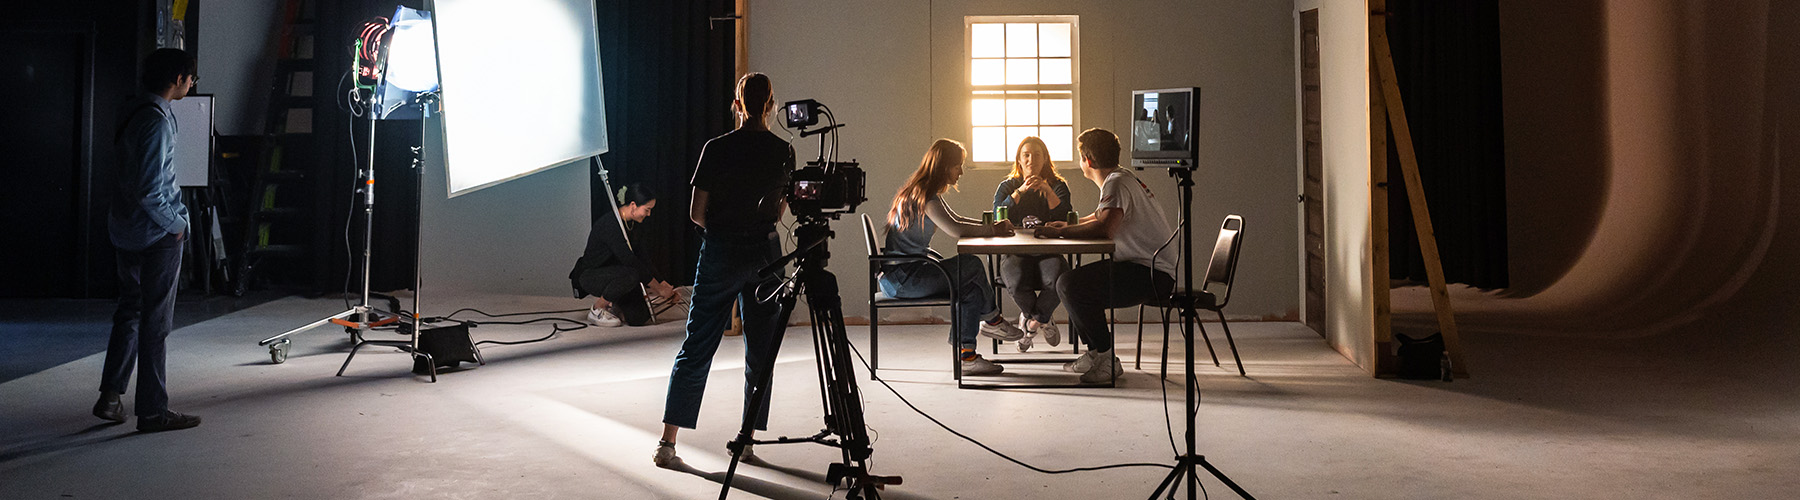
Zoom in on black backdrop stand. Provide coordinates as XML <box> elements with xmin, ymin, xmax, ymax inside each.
<box><xmin>1148</xmin><ymin>166</ymin><xmax>1254</xmax><ymax>500</ymax></box>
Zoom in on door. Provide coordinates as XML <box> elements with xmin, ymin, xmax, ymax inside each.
<box><xmin>0</xmin><ymin>31</ymin><xmax>88</xmax><ymax>297</ymax></box>
<box><xmin>1299</xmin><ymin>9</ymin><xmax>1326</xmax><ymax>336</ymax></box>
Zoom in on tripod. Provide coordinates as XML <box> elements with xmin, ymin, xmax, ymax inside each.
<box><xmin>719</xmin><ymin>219</ymin><xmax>898</xmax><ymax>499</ymax></box>
<box><xmin>1149</xmin><ymin>166</ymin><xmax>1254</xmax><ymax>500</ymax></box>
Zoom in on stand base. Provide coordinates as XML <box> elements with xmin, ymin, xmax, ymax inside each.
<box><xmin>1151</xmin><ymin>454</ymin><xmax>1254</xmax><ymax>500</ymax></box>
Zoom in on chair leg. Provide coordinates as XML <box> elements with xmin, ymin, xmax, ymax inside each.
<box><xmin>1217</xmin><ymin>309</ymin><xmax>1245</xmax><ymax>376</ymax></box>
<box><xmin>1135</xmin><ymin>304</ymin><xmax>1146</xmax><ymax>369</ymax></box>
<box><xmin>870</xmin><ymin>307</ymin><xmax>880</xmax><ymax>380</ymax></box>
<box><xmin>1196</xmin><ymin>311</ymin><xmax>1221</xmax><ymax>367</ymax></box>
<box><xmin>1159</xmin><ymin>307</ymin><xmax>1171</xmax><ymax>382</ymax></box>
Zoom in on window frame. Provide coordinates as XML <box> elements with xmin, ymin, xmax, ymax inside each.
<box><xmin>964</xmin><ymin>15</ymin><xmax>1081</xmax><ymax>170</ymax></box>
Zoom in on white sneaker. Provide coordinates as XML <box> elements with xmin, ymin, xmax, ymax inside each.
<box><xmin>1063</xmin><ymin>348</ymin><xmax>1102</xmax><ymax>373</ymax></box>
<box><xmin>653</xmin><ymin>441</ymin><xmax>679</xmax><ymax>468</ymax></box>
<box><xmin>978</xmin><ymin>318</ymin><xmax>1026</xmax><ymax>341</ymax></box>
<box><xmin>587</xmin><ymin>307</ymin><xmax>623</xmax><ymax>327</ymax></box>
<box><xmin>728</xmin><ymin>442</ymin><xmax>759</xmax><ymax>463</ymax></box>
<box><xmin>962</xmin><ymin>355</ymin><xmax>1004</xmax><ymax>376</ymax></box>
<box><xmin>1017</xmin><ymin>332</ymin><xmax>1034</xmax><ymax>353</ymax></box>
<box><xmin>1078</xmin><ymin>349</ymin><xmax>1121</xmax><ymax>384</ymax></box>
<box><xmin>1038</xmin><ymin>321</ymin><xmax>1062</xmax><ymax>347</ymax></box>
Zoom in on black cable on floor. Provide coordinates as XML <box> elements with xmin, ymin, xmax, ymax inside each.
<box><xmin>843</xmin><ymin>341</ymin><xmax>1173</xmax><ymax>474</ymax></box>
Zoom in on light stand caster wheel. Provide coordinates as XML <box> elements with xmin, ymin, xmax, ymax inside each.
<box><xmin>270</xmin><ymin>340</ymin><xmax>291</xmax><ymax>364</ymax></box>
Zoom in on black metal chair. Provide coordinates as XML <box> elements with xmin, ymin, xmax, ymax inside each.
<box><xmin>862</xmin><ymin>213</ymin><xmax>960</xmax><ymax>380</ymax></box>
<box><xmin>1134</xmin><ymin>215</ymin><xmax>1246</xmax><ymax>377</ymax></box>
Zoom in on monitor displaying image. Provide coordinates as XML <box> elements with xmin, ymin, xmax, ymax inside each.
<box><xmin>1130</xmin><ymin>87</ymin><xmax>1199</xmax><ymax>167</ymax></box>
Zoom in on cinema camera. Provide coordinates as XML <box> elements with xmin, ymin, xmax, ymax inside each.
<box><xmin>782</xmin><ymin>99</ymin><xmax>865</xmax><ymax>218</ymax></box>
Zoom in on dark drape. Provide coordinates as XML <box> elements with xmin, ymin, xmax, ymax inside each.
<box><xmin>591</xmin><ymin>0</ymin><xmax>737</xmax><ymax>286</ymax></box>
<box><xmin>1385</xmin><ymin>0</ymin><xmax>1509</xmax><ymax>289</ymax></box>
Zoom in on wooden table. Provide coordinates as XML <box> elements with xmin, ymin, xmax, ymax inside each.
<box><xmin>953</xmin><ymin>230</ymin><xmax>1116</xmax><ymax>389</ymax></box>
<box><xmin>955</xmin><ymin>230</ymin><xmax>1114</xmax><ymax>256</ymax></box>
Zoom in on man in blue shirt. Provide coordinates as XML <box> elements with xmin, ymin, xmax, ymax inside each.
<box><xmin>93</xmin><ymin>48</ymin><xmax>201</xmax><ymax>432</ymax></box>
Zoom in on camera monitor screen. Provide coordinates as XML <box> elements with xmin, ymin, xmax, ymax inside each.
<box><xmin>1130</xmin><ymin>88</ymin><xmax>1200</xmax><ymax>167</ymax></box>
<box><xmin>434</xmin><ymin>0</ymin><xmax>609</xmax><ymax>197</ymax></box>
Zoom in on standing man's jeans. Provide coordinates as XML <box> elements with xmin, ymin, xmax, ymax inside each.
<box><xmin>1055</xmin><ymin>259</ymin><xmax>1173</xmax><ymax>353</ymax></box>
<box><xmin>878</xmin><ymin>253</ymin><xmax>994</xmax><ymax>351</ymax></box>
<box><xmin>663</xmin><ymin>230</ymin><xmax>784</xmax><ymax>431</ymax></box>
<box><xmin>999</xmin><ymin>254</ymin><xmax>1068</xmax><ymax>324</ymax></box>
<box><xmin>100</xmin><ymin>232</ymin><xmax>183</xmax><ymax>417</ymax></box>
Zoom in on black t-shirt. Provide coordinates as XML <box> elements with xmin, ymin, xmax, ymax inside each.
<box><xmin>690</xmin><ymin>128</ymin><xmax>795</xmax><ymax>233</ymax></box>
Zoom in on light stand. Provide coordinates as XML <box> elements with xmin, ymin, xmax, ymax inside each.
<box><xmin>1147</xmin><ymin>166</ymin><xmax>1253</xmax><ymax>500</ymax></box>
<box><xmin>258</xmin><ymin>9</ymin><xmax>459</xmax><ymax>380</ymax></box>
<box><xmin>255</xmin><ymin>79</ymin><xmax>404</xmax><ymax>365</ymax></box>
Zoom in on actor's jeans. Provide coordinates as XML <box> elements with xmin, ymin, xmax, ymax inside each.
<box><xmin>1055</xmin><ymin>259</ymin><xmax>1173</xmax><ymax>353</ymax></box>
<box><xmin>999</xmin><ymin>254</ymin><xmax>1068</xmax><ymax>324</ymax></box>
<box><xmin>576</xmin><ymin>264</ymin><xmax>654</xmax><ymax>326</ymax></box>
<box><xmin>662</xmin><ymin>229</ymin><xmax>784</xmax><ymax>430</ymax></box>
<box><xmin>877</xmin><ymin>253</ymin><xmax>994</xmax><ymax>351</ymax></box>
<box><xmin>100</xmin><ymin>232</ymin><xmax>183</xmax><ymax>417</ymax></box>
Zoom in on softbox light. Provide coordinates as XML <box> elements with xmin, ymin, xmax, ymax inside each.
<box><xmin>373</xmin><ymin>6</ymin><xmax>437</xmax><ymax>120</ymax></box>
<box><xmin>431</xmin><ymin>0</ymin><xmax>610</xmax><ymax>197</ymax></box>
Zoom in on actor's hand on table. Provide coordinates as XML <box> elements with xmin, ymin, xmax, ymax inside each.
<box><xmin>991</xmin><ymin>219</ymin><xmax>1016</xmax><ymax>237</ymax></box>
<box><xmin>1037</xmin><ymin>221</ymin><xmax>1067</xmax><ymax>238</ymax></box>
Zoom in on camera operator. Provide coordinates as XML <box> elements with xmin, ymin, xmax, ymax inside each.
<box><xmin>568</xmin><ymin>183</ymin><xmax>677</xmax><ymax>327</ymax></box>
<box><xmin>1034</xmin><ymin>128</ymin><xmax>1177</xmax><ymax>384</ymax></box>
<box><xmin>655</xmin><ymin>72</ymin><xmax>795</xmax><ymax>468</ymax></box>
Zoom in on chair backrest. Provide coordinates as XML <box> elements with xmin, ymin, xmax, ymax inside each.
<box><xmin>861</xmin><ymin>213</ymin><xmax>881</xmax><ymax>257</ymax></box>
<box><xmin>1202</xmin><ymin>215</ymin><xmax>1245</xmax><ymax>306</ymax></box>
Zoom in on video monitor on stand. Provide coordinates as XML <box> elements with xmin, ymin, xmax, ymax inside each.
<box><xmin>1129</xmin><ymin>87</ymin><xmax>1200</xmax><ymax>169</ymax></box>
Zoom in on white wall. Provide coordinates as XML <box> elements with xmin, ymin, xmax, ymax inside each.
<box><xmin>418</xmin><ymin>118</ymin><xmax>591</xmax><ymax>300</ymax></box>
<box><xmin>751</xmin><ymin>0</ymin><xmax>1299</xmax><ymax>322</ymax></box>
<box><xmin>198</xmin><ymin>0</ymin><xmax>281</xmax><ymax>136</ymax></box>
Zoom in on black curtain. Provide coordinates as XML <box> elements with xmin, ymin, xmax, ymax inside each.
<box><xmin>1386</xmin><ymin>0</ymin><xmax>1509</xmax><ymax>290</ymax></box>
<box><xmin>591</xmin><ymin>0</ymin><xmax>737</xmax><ymax>286</ymax></box>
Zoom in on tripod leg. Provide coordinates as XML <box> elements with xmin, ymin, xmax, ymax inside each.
<box><xmin>719</xmin><ymin>283</ymin><xmax>799</xmax><ymax>499</ymax></box>
<box><xmin>1149</xmin><ymin>464</ymin><xmax>1184</xmax><ymax>499</ymax></box>
<box><xmin>336</xmin><ymin>334</ymin><xmax>364</xmax><ymax>376</ymax></box>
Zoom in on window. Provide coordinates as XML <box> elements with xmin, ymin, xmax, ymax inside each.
<box><xmin>967</xmin><ymin>16</ymin><xmax>1078</xmax><ymax>165</ymax></box>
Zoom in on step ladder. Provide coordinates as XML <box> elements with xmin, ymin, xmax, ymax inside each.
<box><xmin>235</xmin><ymin>0</ymin><xmax>316</xmax><ymax>295</ymax></box>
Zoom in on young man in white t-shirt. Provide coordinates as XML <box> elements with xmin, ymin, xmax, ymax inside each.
<box><xmin>1035</xmin><ymin>128</ymin><xmax>1177</xmax><ymax>383</ymax></box>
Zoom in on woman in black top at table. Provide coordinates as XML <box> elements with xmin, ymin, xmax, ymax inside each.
<box><xmin>991</xmin><ymin>136</ymin><xmax>1074</xmax><ymax>351</ymax></box>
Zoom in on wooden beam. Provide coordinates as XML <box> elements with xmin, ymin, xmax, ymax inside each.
<box><xmin>1368</xmin><ymin>0</ymin><xmax>1394</xmax><ymax>376</ymax></box>
<box><xmin>1370</xmin><ymin>8</ymin><xmax>1469</xmax><ymax>377</ymax></box>
<box><xmin>735</xmin><ymin>0</ymin><xmax>750</xmax><ymax>80</ymax></box>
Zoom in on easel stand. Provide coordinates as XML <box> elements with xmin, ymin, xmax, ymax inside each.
<box><xmin>719</xmin><ymin>220</ymin><xmax>897</xmax><ymax>499</ymax></box>
<box><xmin>1148</xmin><ymin>167</ymin><xmax>1254</xmax><ymax>500</ymax></box>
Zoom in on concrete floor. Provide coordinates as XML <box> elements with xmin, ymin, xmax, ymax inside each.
<box><xmin>3</xmin><ymin>292</ymin><xmax>1796</xmax><ymax>499</ymax></box>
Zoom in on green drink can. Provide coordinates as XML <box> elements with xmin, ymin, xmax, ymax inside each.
<box><xmin>996</xmin><ymin>205</ymin><xmax>1010</xmax><ymax>223</ymax></box>
<box><xmin>1067</xmin><ymin>211</ymin><xmax>1079</xmax><ymax>224</ymax></box>
<box><xmin>982</xmin><ymin>211</ymin><xmax>994</xmax><ymax>226</ymax></box>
